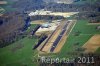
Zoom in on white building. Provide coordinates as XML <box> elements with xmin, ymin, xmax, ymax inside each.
<box><xmin>35</xmin><ymin>22</ymin><xmax>60</xmax><ymax>35</ymax></box>
<box><xmin>28</xmin><ymin>9</ymin><xmax>52</xmax><ymax>16</ymax></box>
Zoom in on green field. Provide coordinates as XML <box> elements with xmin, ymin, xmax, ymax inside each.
<box><xmin>0</xmin><ymin>0</ymin><xmax>16</xmax><ymax>13</ymax></box>
<box><xmin>74</xmin><ymin>0</ymin><xmax>98</xmax><ymax>4</ymax></box>
<box><xmin>0</xmin><ymin>20</ymin><xmax>100</xmax><ymax>66</ymax></box>
<box><xmin>96</xmin><ymin>48</ymin><xmax>100</xmax><ymax>53</ymax></box>
<box><xmin>0</xmin><ymin>24</ymin><xmax>39</xmax><ymax>66</ymax></box>
<box><xmin>57</xmin><ymin>20</ymin><xmax>100</xmax><ymax>58</ymax></box>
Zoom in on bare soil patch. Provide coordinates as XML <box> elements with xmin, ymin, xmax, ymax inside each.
<box><xmin>31</xmin><ymin>20</ymin><xmax>45</xmax><ymax>24</ymax></box>
<box><xmin>83</xmin><ymin>34</ymin><xmax>100</xmax><ymax>53</ymax></box>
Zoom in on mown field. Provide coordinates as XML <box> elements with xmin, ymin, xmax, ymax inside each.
<box><xmin>57</xmin><ymin>20</ymin><xmax>100</xmax><ymax>58</ymax></box>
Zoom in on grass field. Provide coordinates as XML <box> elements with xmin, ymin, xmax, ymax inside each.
<box><xmin>74</xmin><ymin>0</ymin><xmax>98</xmax><ymax>4</ymax></box>
<box><xmin>57</xmin><ymin>20</ymin><xmax>100</xmax><ymax>58</ymax></box>
<box><xmin>0</xmin><ymin>20</ymin><xmax>100</xmax><ymax>66</ymax></box>
<box><xmin>96</xmin><ymin>47</ymin><xmax>100</xmax><ymax>54</ymax></box>
<box><xmin>0</xmin><ymin>0</ymin><xmax>16</xmax><ymax>13</ymax></box>
<box><xmin>0</xmin><ymin>24</ymin><xmax>39</xmax><ymax>66</ymax></box>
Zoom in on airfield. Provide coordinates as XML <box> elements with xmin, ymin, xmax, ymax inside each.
<box><xmin>0</xmin><ymin>19</ymin><xmax>100</xmax><ymax>66</ymax></box>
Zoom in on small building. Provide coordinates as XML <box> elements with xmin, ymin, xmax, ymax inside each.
<box><xmin>35</xmin><ymin>22</ymin><xmax>59</xmax><ymax>36</ymax></box>
<box><xmin>41</xmin><ymin>23</ymin><xmax>51</xmax><ymax>28</ymax></box>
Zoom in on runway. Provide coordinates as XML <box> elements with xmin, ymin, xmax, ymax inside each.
<box><xmin>40</xmin><ymin>20</ymin><xmax>71</xmax><ymax>53</ymax></box>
